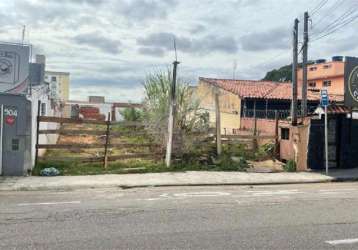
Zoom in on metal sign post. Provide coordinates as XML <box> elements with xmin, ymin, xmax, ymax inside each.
<box><xmin>321</xmin><ymin>89</ymin><xmax>329</xmax><ymax>175</ymax></box>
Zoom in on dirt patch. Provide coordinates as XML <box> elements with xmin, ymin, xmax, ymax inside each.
<box><xmin>247</xmin><ymin>160</ymin><xmax>284</xmax><ymax>173</ymax></box>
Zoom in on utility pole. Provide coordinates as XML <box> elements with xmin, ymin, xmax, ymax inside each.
<box><xmin>165</xmin><ymin>49</ymin><xmax>180</xmax><ymax>167</ymax></box>
<box><xmin>301</xmin><ymin>12</ymin><xmax>309</xmax><ymax>117</ymax></box>
<box><xmin>291</xmin><ymin>18</ymin><xmax>299</xmax><ymax>126</ymax></box>
<box><xmin>215</xmin><ymin>91</ymin><xmax>222</xmax><ymax>156</ymax></box>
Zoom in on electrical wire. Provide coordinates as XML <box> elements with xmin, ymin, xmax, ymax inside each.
<box><xmin>312</xmin><ymin>7</ymin><xmax>358</xmax><ymax>37</ymax></box>
<box><xmin>312</xmin><ymin>0</ymin><xmax>345</xmax><ymax>28</ymax></box>
<box><xmin>310</xmin><ymin>0</ymin><xmax>329</xmax><ymax>16</ymax></box>
<box><xmin>311</xmin><ymin>13</ymin><xmax>358</xmax><ymax>42</ymax></box>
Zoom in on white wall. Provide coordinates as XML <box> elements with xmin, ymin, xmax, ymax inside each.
<box><xmin>28</xmin><ymin>85</ymin><xmax>60</xmax><ymax>166</ymax></box>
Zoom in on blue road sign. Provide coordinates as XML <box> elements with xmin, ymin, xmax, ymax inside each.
<box><xmin>321</xmin><ymin>89</ymin><xmax>329</xmax><ymax>107</ymax></box>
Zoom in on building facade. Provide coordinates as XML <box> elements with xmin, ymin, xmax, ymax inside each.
<box><xmin>197</xmin><ymin>78</ymin><xmax>241</xmax><ymax>135</ymax></box>
<box><xmin>197</xmin><ymin>77</ymin><xmax>343</xmax><ymax>136</ymax></box>
<box><xmin>45</xmin><ymin>71</ymin><xmax>70</xmax><ymax>101</ymax></box>
<box><xmin>0</xmin><ymin>43</ymin><xmax>63</xmax><ymax>176</ymax></box>
<box><xmin>297</xmin><ymin>57</ymin><xmax>345</xmax><ymax>95</ymax></box>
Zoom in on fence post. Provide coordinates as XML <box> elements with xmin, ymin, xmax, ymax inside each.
<box><xmin>274</xmin><ymin>110</ymin><xmax>280</xmax><ymax>159</ymax></box>
<box><xmin>252</xmin><ymin>100</ymin><xmax>258</xmax><ymax>150</ymax></box>
<box><xmin>34</xmin><ymin>100</ymin><xmax>41</xmax><ymax>167</ymax></box>
<box><xmin>215</xmin><ymin>91</ymin><xmax>222</xmax><ymax>156</ymax></box>
<box><xmin>103</xmin><ymin>112</ymin><xmax>111</xmax><ymax>169</ymax></box>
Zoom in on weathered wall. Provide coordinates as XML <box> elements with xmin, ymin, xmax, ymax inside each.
<box><xmin>279</xmin><ymin>119</ymin><xmax>310</xmax><ymax>171</ymax></box>
<box><xmin>240</xmin><ymin>118</ymin><xmax>277</xmax><ymax>135</ymax></box>
<box><xmin>196</xmin><ymin>80</ymin><xmax>241</xmax><ymax>135</ymax></box>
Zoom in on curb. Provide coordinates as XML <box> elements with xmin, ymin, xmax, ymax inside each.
<box><xmin>0</xmin><ymin>179</ymin><xmax>339</xmax><ymax>192</ymax></box>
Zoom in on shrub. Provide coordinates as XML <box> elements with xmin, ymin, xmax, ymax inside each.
<box><xmin>120</xmin><ymin>107</ymin><xmax>143</xmax><ymax>122</ymax></box>
<box><xmin>284</xmin><ymin>160</ymin><xmax>296</xmax><ymax>172</ymax></box>
<box><xmin>217</xmin><ymin>155</ymin><xmax>248</xmax><ymax>171</ymax></box>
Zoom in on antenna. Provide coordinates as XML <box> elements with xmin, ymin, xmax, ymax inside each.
<box><xmin>22</xmin><ymin>25</ymin><xmax>26</xmax><ymax>44</ymax></box>
<box><xmin>173</xmin><ymin>37</ymin><xmax>178</xmax><ymax>62</ymax></box>
<box><xmin>233</xmin><ymin>60</ymin><xmax>237</xmax><ymax>80</ymax></box>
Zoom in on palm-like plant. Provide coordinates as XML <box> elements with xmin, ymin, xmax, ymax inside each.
<box><xmin>143</xmin><ymin>70</ymin><xmax>208</xmax><ymax>148</ymax></box>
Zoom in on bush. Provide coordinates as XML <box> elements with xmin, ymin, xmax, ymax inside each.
<box><xmin>254</xmin><ymin>143</ymin><xmax>275</xmax><ymax>161</ymax></box>
<box><xmin>217</xmin><ymin>154</ymin><xmax>248</xmax><ymax>171</ymax></box>
<box><xmin>120</xmin><ymin>107</ymin><xmax>143</xmax><ymax>122</ymax></box>
<box><xmin>284</xmin><ymin>160</ymin><xmax>296</xmax><ymax>172</ymax></box>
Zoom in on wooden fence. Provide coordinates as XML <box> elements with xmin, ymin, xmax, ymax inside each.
<box><xmin>35</xmin><ymin>115</ymin><xmax>163</xmax><ymax>168</ymax></box>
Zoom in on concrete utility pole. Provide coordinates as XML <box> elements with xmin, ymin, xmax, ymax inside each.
<box><xmin>291</xmin><ymin>18</ymin><xmax>299</xmax><ymax>126</ymax></box>
<box><xmin>165</xmin><ymin>60</ymin><xmax>180</xmax><ymax>167</ymax></box>
<box><xmin>214</xmin><ymin>91</ymin><xmax>222</xmax><ymax>156</ymax></box>
<box><xmin>301</xmin><ymin>12</ymin><xmax>309</xmax><ymax>117</ymax></box>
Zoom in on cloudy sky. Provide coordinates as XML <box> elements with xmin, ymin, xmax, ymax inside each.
<box><xmin>1</xmin><ymin>0</ymin><xmax>357</xmax><ymax>102</ymax></box>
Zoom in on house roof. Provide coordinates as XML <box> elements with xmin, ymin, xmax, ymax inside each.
<box><xmin>314</xmin><ymin>105</ymin><xmax>351</xmax><ymax>115</ymax></box>
<box><xmin>199</xmin><ymin>77</ymin><xmax>344</xmax><ymax>102</ymax></box>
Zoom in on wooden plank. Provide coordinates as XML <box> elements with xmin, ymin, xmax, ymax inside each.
<box><xmin>37</xmin><ymin>143</ymin><xmax>159</xmax><ymax>149</ymax></box>
<box><xmin>109</xmin><ymin>131</ymin><xmax>148</xmax><ymax>137</ymax></box>
<box><xmin>37</xmin><ymin>144</ymin><xmax>105</xmax><ymax>149</ymax></box>
<box><xmin>39</xmin><ymin>153</ymin><xmax>163</xmax><ymax>162</ymax></box>
<box><xmin>39</xmin><ymin>129</ymin><xmax>107</xmax><ymax>135</ymax></box>
<box><xmin>221</xmin><ymin>135</ymin><xmax>276</xmax><ymax>140</ymax></box>
<box><xmin>38</xmin><ymin>156</ymin><xmax>103</xmax><ymax>163</ymax></box>
<box><xmin>39</xmin><ymin>116</ymin><xmax>107</xmax><ymax>125</ymax></box>
<box><xmin>108</xmin><ymin>153</ymin><xmax>162</xmax><ymax>161</ymax></box>
<box><xmin>110</xmin><ymin>121</ymin><xmax>144</xmax><ymax>127</ymax></box>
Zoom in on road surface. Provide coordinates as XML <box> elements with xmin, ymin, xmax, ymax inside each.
<box><xmin>1</xmin><ymin>183</ymin><xmax>358</xmax><ymax>249</ymax></box>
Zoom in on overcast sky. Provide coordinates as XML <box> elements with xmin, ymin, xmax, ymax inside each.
<box><xmin>1</xmin><ymin>0</ymin><xmax>357</xmax><ymax>102</ymax></box>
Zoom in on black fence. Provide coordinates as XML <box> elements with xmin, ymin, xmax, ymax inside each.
<box><xmin>242</xmin><ymin>109</ymin><xmax>291</xmax><ymax>120</ymax></box>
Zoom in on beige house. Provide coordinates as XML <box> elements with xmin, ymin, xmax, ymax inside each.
<box><xmin>45</xmin><ymin>71</ymin><xmax>70</xmax><ymax>101</ymax></box>
<box><xmin>197</xmin><ymin>78</ymin><xmax>241</xmax><ymax>135</ymax></box>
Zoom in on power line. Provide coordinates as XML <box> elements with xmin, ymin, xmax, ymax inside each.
<box><xmin>312</xmin><ymin>0</ymin><xmax>345</xmax><ymax>28</ymax></box>
<box><xmin>311</xmin><ymin>13</ymin><xmax>358</xmax><ymax>42</ymax></box>
<box><xmin>310</xmin><ymin>0</ymin><xmax>329</xmax><ymax>16</ymax></box>
<box><xmin>312</xmin><ymin>7</ymin><xmax>358</xmax><ymax>37</ymax></box>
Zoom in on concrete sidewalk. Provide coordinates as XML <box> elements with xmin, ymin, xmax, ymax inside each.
<box><xmin>0</xmin><ymin>171</ymin><xmax>343</xmax><ymax>191</ymax></box>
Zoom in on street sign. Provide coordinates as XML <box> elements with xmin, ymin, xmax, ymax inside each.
<box><xmin>320</xmin><ymin>89</ymin><xmax>329</xmax><ymax>175</ymax></box>
<box><xmin>321</xmin><ymin>89</ymin><xmax>329</xmax><ymax>107</ymax></box>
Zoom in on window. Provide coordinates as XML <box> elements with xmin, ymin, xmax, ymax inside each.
<box><xmin>323</xmin><ymin>80</ymin><xmax>331</xmax><ymax>87</ymax></box>
<box><xmin>309</xmin><ymin>67</ymin><xmax>317</xmax><ymax>71</ymax></box>
<box><xmin>41</xmin><ymin>103</ymin><xmax>46</xmax><ymax>116</ymax></box>
<box><xmin>51</xmin><ymin>76</ymin><xmax>57</xmax><ymax>82</ymax></box>
<box><xmin>281</xmin><ymin>128</ymin><xmax>290</xmax><ymax>140</ymax></box>
<box><xmin>12</xmin><ymin>139</ymin><xmax>19</xmax><ymax>151</ymax></box>
<box><xmin>323</xmin><ymin>64</ymin><xmax>332</xmax><ymax>69</ymax></box>
<box><xmin>308</xmin><ymin>81</ymin><xmax>316</xmax><ymax>88</ymax></box>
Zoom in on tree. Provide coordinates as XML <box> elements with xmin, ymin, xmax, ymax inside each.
<box><xmin>142</xmin><ymin>70</ymin><xmax>209</xmax><ymax>148</ymax></box>
<box><xmin>263</xmin><ymin>61</ymin><xmax>314</xmax><ymax>82</ymax></box>
<box><xmin>120</xmin><ymin>107</ymin><xmax>143</xmax><ymax>122</ymax></box>
<box><xmin>263</xmin><ymin>64</ymin><xmax>292</xmax><ymax>82</ymax></box>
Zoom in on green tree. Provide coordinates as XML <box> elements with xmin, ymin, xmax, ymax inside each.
<box><xmin>120</xmin><ymin>107</ymin><xmax>143</xmax><ymax>122</ymax></box>
<box><xmin>142</xmin><ymin>70</ymin><xmax>209</xmax><ymax>148</ymax></box>
<box><xmin>263</xmin><ymin>64</ymin><xmax>292</xmax><ymax>82</ymax></box>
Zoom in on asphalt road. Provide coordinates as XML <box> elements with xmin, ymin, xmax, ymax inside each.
<box><xmin>2</xmin><ymin>183</ymin><xmax>358</xmax><ymax>250</ymax></box>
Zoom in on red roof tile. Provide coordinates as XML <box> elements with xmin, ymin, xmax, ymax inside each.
<box><xmin>199</xmin><ymin>77</ymin><xmax>344</xmax><ymax>102</ymax></box>
<box><xmin>315</xmin><ymin>105</ymin><xmax>351</xmax><ymax>115</ymax></box>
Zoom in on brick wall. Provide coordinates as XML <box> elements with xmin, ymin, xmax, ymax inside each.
<box><xmin>240</xmin><ymin>118</ymin><xmax>277</xmax><ymax>135</ymax></box>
